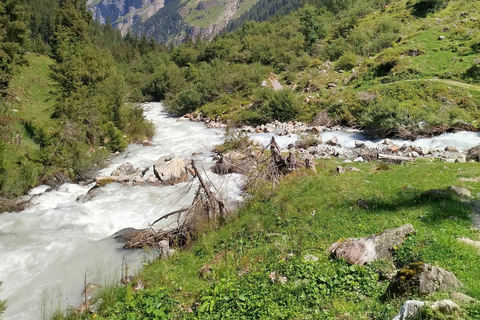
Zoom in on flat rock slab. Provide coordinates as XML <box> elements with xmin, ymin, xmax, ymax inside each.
<box><xmin>384</xmin><ymin>262</ymin><xmax>461</xmax><ymax>299</ymax></box>
<box><xmin>328</xmin><ymin>223</ymin><xmax>415</xmax><ymax>265</ymax></box>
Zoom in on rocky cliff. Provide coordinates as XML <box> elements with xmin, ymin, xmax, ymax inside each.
<box><xmin>87</xmin><ymin>0</ymin><xmax>169</xmax><ymax>35</ymax></box>
<box><xmin>88</xmin><ymin>0</ymin><xmax>260</xmax><ymax>43</ymax></box>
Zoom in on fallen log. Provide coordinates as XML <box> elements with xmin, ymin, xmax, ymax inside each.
<box><xmin>378</xmin><ymin>153</ymin><xmax>415</xmax><ymax>162</ymax></box>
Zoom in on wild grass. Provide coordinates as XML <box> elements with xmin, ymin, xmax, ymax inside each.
<box><xmin>66</xmin><ymin>159</ymin><xmax>480</xmax><ymax>319</ymax></box>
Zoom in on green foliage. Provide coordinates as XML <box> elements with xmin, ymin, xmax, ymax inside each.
<box><xmin>462</xmin><ymin>62</ymin><xmax>480</xmax><ymax>83</ymax></box>
<box><xmin>335</xmin><ymin>51</ymin><xmax>358</xmax><ymax>71</ymax></box>
<box><xmin>0</xmin><ymin>0</ymin><xmax>29</xmax><ymax>94</ymax></box>
<box><xmin>214</xmin><ymin>128</ymin><xmax>251</xmax><ymax>154</ymax></box>
<box><xmin>0</xmin><ymin>281</ymin><xmax>5</xmax><ymax>319</ymax></box>
<box><xmin>98</xmin><ymin>287</ymin><xmax>178</xmax><ymax>319</ymax></box>
<box><xmin>263</xmin><ymin>89</ymin><xmax>300</xmax><ymax>122</ymax></box>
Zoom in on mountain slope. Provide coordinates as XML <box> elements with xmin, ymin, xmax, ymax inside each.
<box><xmin>88</xmin><ymin>0</ymin><xmax>308</xmax><ymax>44</ymax></box>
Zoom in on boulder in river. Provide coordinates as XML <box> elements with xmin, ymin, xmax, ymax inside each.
<box><xmin>111</xmin><ymin>162</ymin><xmax>135</xmax><ymax>176</ymax></box>
<box><xmin>111</xmin><ymin>228</ymin><xmax>149</xmax><ymax>244</ymax></box>
<box><xmin>153</xmin><ymin>155</ymin><xmax>189</xmax><ymax>185</ymax></box>
<box><xmin>384</xmin><ymin>262</ymin><xmax>461</xmax><ymax>299</ymax></box>
<box><xmin>328</xmin><ymin>224</ymin><xmax>415</xmax><ymax>265</ymax></box>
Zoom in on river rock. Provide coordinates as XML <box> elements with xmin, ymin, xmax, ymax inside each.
<box><xmin>392</xmin><ymin>300</ymin><xmax>424</xmax><ymax>320</ymax></box>
<box><xmin>384</xmin><ymin>262</ymin><xmax>461</xmax><ymax>299</ymax></box>
<box><xmin>328</xmin><ymin>224</ymin><xmax>415</xmax><ymax>265</ymax></box>
<box><xmin>432</xmin><ymin>300</ymin><xmax>461</xmax><ymax>316</ymax></box>
<box><xmin>327</xmin><ymin>137</ymin><xmax>339</xmax><ymax>146</ymax></box>
<box><xmin>111</xmin><ymin>228</ymin><xmax>148</xmax><ymax>243</ymax></box>
<box><xmin>419</xmin><ymin>147</ymin><xmax>429</xmax><ymax>155</ymax></box>
<box><xmin>42</xmin><ymin>172</ymin><xmax>71</xmax><ymax>190</ymax></box>
<box><xmin>153</xmin><ymin>155</ymin><xmax>189</xmax><ymax>185</ymax></box>
<box><xmin>336</xmin><ymin>166</ymin><xmax>345</xmax><ymax>174</ymax></box>
<box><xmin>387</xmin><ymin>145</ymin><xmax>400</xmax><ymax>153</ymax></box>
<box><xmin>466</xmin><ymin>145</ymin><xmax>480</xmax><ymax>161</ymax></box>
<box><xmin>111</xmin><ymin>162</ymin><xmax>135</xmax><ymax>176</ymax></box>
<box><xmin>445</xmin><ymin>146</ymin><xmax>458</xmax><ymax>152</ymax></box>
<box><xmin>311</xmin><ymin>126</ymin><xmax>323</xmax><ymax>134</ymax></box>
<box><xmin>355</xmin><ymin>141</ymin><xmax>365</xmax><ymax>148</ymax></box>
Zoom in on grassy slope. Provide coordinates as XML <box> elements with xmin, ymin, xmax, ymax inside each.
<box><xmin>80</xmin><ymin>160</ymin><xmax>480</xmax><ymax>319</ymax></box>
<box><xmin>7</xmin><ymin>54</ymin><xmax>57</xmax><ymax>152</ymax></box>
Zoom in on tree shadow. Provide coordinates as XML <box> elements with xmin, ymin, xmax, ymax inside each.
<box><xmin>409</xmin><ymin>0</ymin><xmax>446</xmax><ymax>18</ymax></box>
<box><xmin>361</xmin><ymin>187</ymin><xmax>472</xmax><ymax>224</ymax></box>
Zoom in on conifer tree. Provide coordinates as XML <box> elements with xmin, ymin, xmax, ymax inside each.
<box><xmin>0</xmin><ymin>0</ymin><xmax>29</xmax><ymax>95</ymax></box>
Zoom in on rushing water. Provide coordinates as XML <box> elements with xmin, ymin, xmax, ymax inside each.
<box><xmin>1</xmin><ymin>102</ymin><xmax>480</xmax><ymax>320</ymax></box>
<box><xmin>0</xmin><ymin>103</ymin><xmax>243</xmax><ymax>320</ymax></box>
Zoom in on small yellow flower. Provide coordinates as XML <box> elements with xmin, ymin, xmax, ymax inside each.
<box><xmin>394</xmin><ymin>246</ymin><xmax>398</xmax><ymax>250</ymax></box>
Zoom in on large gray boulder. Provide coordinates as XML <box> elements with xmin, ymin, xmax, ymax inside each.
<box><xmin>392</xmin><ymin>300</ymin><xmax>424</xmax><ymax>320</ymax></box>
<box><xmin>328</xmin><ymin>224</ymin><xmax>415</xmax><ymax>265</ymax></box>
<box><xmin>384</xmin><ymin>262</ymin><xmax>461</xmax><ymax>299</ymax></box>
<box><xmin>153</xmin><ymin>155</ymin><xmax>189</xmax><ymax>185</ymax></box>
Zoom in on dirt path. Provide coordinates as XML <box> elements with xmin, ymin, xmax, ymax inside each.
<box><xmin>374</xmin><ymin>78</ymin><xmax>480</xmax><ymax>92</ymax></box>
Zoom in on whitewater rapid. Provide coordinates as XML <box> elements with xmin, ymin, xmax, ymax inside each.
<box><xmin>0</xmin><ymin>103</ymin><xmax>243</xmax><ymax>320</ymax></box>
<box><xmin>1</xmin><ymin>102</ymin><xmax>479</xmax><ymax>319</ymax></box>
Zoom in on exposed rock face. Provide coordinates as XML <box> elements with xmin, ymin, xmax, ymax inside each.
<box><xmin>392</xmin><ymin>300</ymin><xmax>424</xmax><ymax>320</ymax></box>
<box><xmin>384</xmin><ymin>262</ymin><xmax>461</xmax><ymax>299</ymax></box>
<box><xmin>87</xmin><ymin>0</ymin><xmax>168</xmax><ymax>35</ymax></box>
<box><xmin>153</xmin><ymin>155</ymin><xmax>189</xmax><ymax>185</ymax></box>
<box><xmin>328</xmin><ymin>224</ymin><xmax>415</xmax><ymax>265</ymax></box>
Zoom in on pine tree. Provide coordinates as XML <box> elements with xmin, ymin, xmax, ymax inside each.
<box><xmin>0</xmin><ymin>0</ymin><xmax>29</xmax><ymax>95</ymax></box>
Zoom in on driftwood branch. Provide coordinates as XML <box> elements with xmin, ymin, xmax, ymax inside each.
<box><xmin>151</xmin><ymin>207</ymin><xmax>190</xmax><ymax>226</ymax></box>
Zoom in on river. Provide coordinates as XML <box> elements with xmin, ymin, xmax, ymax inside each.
<box><xmin>1</xmin><ymin>102</ymin><xmax>480</xmax><ymax>319</ymax></box>
<box><xmin>0</xmin><ymin>103</ymin><xmax>243</xmax><ymax>320</ymax></box>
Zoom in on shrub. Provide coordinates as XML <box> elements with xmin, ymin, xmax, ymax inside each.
<box><xmin>335</xmin><ymin>51</ymin><xmax>358</xmax><ymax>71</ymax></box>
<box><xmin>463</xmin><ymin>63</ymin><xmax>480</xmax><ymax>83</ymax></box>
<box><xmin>265</xmin><ymin>89</ymin><xmax>300</xmax><ymax>122</ymax></box>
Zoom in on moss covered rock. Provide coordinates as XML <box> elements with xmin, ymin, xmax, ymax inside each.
<box><xmin>384</xmin><ymin>262</ymin><xmax>461</xmax><ymax>300</ymax></box>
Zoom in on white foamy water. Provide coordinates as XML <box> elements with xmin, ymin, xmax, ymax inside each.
<box><xmin>250</xmin><ymin>129</ymin><xmax>480</xmax><ymax>152</ymax></box>
<box><xmin>0</xmin><ymin>103</ymin><xmax>242</xmax><ymax>320</ymax></box>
